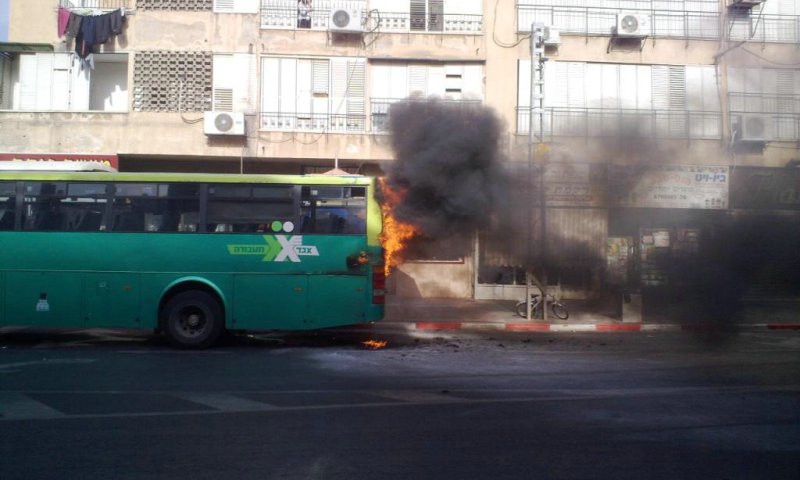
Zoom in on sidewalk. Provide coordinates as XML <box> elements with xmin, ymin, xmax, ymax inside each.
<box><xmin>367</xmin><ymin>296</ymin><xmax>800</xmax><ymax>334</ymax></box>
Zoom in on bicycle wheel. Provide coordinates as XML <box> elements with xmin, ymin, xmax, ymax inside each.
<box><xmin>515</xmin><ymin>302</ymin><xmax>528</xmax><ymax>318</ymax></box>
<box><xmin>550</xmin><ymin>302</ymin><xmax>569</xmax><ymax>320</ymax></box>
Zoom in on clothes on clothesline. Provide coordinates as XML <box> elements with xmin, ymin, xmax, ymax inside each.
<box><xmin>58</xmin><ymin>7</ymin><xmax>125</xmax><ymax>69</ymax></box>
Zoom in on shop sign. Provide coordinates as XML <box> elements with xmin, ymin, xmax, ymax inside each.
<box><xmin>731</xmin><ymin>167</ymin><xmax>800</xmax><ymax>210</ymax></box>
<box><xmin>543</xmin><ymin>163</ymin><xmax>607</xmax><ymax>207</ymax></box>
<box><xmin>611</xmin><ymin>165</ymin><xmax>729</xmax><ymax>209</ymax></box>
<box><xmin>0</xmin><ymin>153</ymin><xmax>119</xmax><ymax>169</ymax></box>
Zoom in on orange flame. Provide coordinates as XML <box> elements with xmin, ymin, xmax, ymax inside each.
<box><xmin>379</xmin><ymin>179</ymin><xmax>420</xmax><ymax>277</ymax></box>
<box><xmin>362</xmin><ymin>339</ymin><xmax>388</xmax><ymax>349</ymax></box>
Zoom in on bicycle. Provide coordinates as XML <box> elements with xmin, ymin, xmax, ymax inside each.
<box><xmin>514</xmin><ymin>293</ymin><xmax>569</xmax><ymax>320</ymax></box>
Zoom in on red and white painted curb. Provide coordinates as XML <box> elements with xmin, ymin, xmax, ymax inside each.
<box><xmin>370</xmin><ymin>322</ymin><xmax>800</xmax><ymax>333</ymax></box>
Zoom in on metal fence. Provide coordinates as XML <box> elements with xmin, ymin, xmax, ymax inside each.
<box><xmin>259</xmin><ymin>112</ymin><xmax>366</xmax><ymax>133</ymax></box>
<box><xmin>517</xmin><ymin>107</ymin><xmax>722</xmax><ymax>139</ymax></box>
<box><xmin>728</xmin><ymin>14</ymin><xmax>800</xmax><ymax>44</ymax></box>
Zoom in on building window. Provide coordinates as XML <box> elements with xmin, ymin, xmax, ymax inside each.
<box><xmin>260</xmin><ymin>56</ymin><xmax>365</xmax><ymax>132</ymax></box>
<box><xmin>2</xmin><ymin>53</ymin><xmax>129</xmax><ymax>112</ymax></box>
<box><xmin>212</xmin><ymin>54</ymin><xmax>257</xmax><ymax>112</ymax></box>
<box><xmin>133</xmin><ymin>51</ymin><xmax>212</xmax><ymax>112</ymax></box>
<box><xmin>517</xmin><ymin>61</ymin><xmax>721</xmax><ymax>139</ymax></box>
<box><xmin>370</xmin><ymin>61</ymin><xmax>483</xmax><ymax>132</ymax></box>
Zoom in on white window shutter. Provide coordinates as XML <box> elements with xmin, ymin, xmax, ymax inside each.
<box><xmin>51</xmin><ymin>54</ymin><xmax>72</xmax><ymax>111</ymax></box>
<box><xmin>279</xmin><ymin>58</ymin><xmax>297</xmax><ymax>116</ymax></box>
<box><xmin>69</xmin><ymin>56</ymin><xmax>91</xmax><ymax>111</ymax></box>
<box><xmin>461</xmin><ymin>64</ymin><xmax>483</xmax><ymax>100</ymax></box>
<box><xmin>371</xmin><ymin>63</ymin><xmax>391</xmax><ymax>99</ymax></box>
<box><xmin>214</xmin><ymin>54</ymin><xmax>257</xmax><ymax>112</ymax></box>
<box><xmin>296</xmin><ymin>59</ymin><xmax>313</xmax><ymax>116</ymax></box>
<box><xmin>214</xmin><ymin>0</ymin><xmax>259</xmax><ymax>13</ymax></box>
<box><xmin>518</xmin><ymin>59</ymin><xmax>531</xmax><ymax>109</ymax></box>
<box><xmin>16</xmin><ymin>54</ymin><xmax>38</xmax><ymax>110</ymax></box>
<box><xmin>651</xmin><ymin>65</ymin><xmax>670</xmax><ymax>111</ymax></box>
<box><xmin>261</xmin><ymin>57</ymin><xmax>280</xmax><ymax>115</ymax></box>
<box><xmin>408</xmin><ymin>64</ymin><xmax>428</xmax><ymax>98</ymax></box>
<box><xmin>346</xmin><ymin>58</ymin><xmax>366</xmax><ymax>126</ymax></box>
<box><xmin>311</xmin><ymin>59</ymin><xmax>330</xmax><ymax>119</ymax></box>
<box><xmin>35</xmin><ymin>54</ymin><xmax>55</xmax><ymax>110</ymax></box>
<box><xmin>428</xmin><ymin>64</ymin><xmax>446</xmax><ymax>97</ymax></box>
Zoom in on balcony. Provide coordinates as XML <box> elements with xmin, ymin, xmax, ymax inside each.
<box><xmin>728</xmin><ymin>13</ymin><xmax>800</xmax><ymax>44</ymax></box>
<box><xmin>260</xmin><ymin>4</ymin><xmax>481</xmax><ymax>33</ymax></box>
<box><xmin>517</xmin><ymin>107</ymin><xmax>722</xmax><ymax>140</ymax></box>
<box><xmin>59</xmin><ymin>0</ymin><xmax>131</xmax><ymax>9</ymax></box>
<box><xmin>517</xmin><ymin>5</ymin><xmax>720</xmax><ymax>40</ymax></box>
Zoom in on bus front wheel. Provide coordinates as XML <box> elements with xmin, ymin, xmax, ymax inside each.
<box><xmin>161</xmin><ymin>291</ymin><xmax>224</xmax><ymax>349</ymax></box>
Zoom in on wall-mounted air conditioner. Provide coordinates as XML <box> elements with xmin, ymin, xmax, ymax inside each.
<box><xmin>329</xmin><ymin>8</ymin><xmax>363</xmax><ymax>33</ymax></box>
<box><xmin>544</xmin><ymin>26</ymin><xmax>561</xmax><ymax>46</ymax></box>
<box><xmin>735</xmin><ymin>113</ymin><xmax>772</xmax><ymax>142</ymax></box>
<box><xmin>204</xmin><ymin>111</ymin><xmax>245</xmax><ymax>136</ymax></box>
<box><xmin>616</xmin><ymin>13</ymin><xmax>651</xmax><ymax>38</ymax></box>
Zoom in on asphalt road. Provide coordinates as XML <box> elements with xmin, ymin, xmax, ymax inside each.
<box><xmin>1</xmin><ymin>328</ymin><xmax>798</xmax><ymax>480</ymax></box>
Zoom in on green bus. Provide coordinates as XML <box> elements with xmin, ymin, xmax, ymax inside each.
<box><xmin>0</xmin><ymin>167</ymin><xmax>385</xmax><ymax>348</ymax></box>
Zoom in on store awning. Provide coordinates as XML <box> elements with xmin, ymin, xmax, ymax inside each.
<box><xmin>0</xmin><ymin>42</ymin><xmax>54</xmax><ymax>53</ymax></box>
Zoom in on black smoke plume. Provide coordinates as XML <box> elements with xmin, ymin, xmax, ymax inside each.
<box><xmin>383</xmin><ymin>101</ymin><xmax>511</xmax><ymax>258</ymax></box>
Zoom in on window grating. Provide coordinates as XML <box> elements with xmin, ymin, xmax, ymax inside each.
<box><xmin>133</xmin><ymin>51</ymin><xmax>213</xmax><ymax>112</ymax></box>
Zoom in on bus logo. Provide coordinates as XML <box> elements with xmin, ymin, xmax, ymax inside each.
<box><xmin>227</xmin><ymin>235</ymin><xmax>319</xmax><ymax>263</ymax></box>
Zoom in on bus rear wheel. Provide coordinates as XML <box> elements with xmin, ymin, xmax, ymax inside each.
<box><xmin>162</xmin><ymin>291</ymin><xmax>224</xmax><ymax>349</ymax></box>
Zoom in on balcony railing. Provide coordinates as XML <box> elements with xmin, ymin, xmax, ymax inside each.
<box><xmin>260</xmin><ymin>112</ymin><xmax>366</xmax><ymax>133</ymax></box>
<box><xmin>517</xmin><ymin>107</ymin><xmax>722</xmax><ymax>140</ymax></box>
<box><xmin>260</xmin><ymin>6</ymin><xmax>481</xmax><ymax>33</ymax></box>
<box><xmin>728</xmin><ymin>14</ymin><xmax>800</xmax><ymax>44</ymax></box>
<box><xmin>370</xmin><ymin>97</ymin><xmax>483</xmax><ymax>132</ymax></box>
<box><xmin>518</xmin><ymin>5</ymin><xmax>720</xmax><ymax>40</ymax></box>
<box><xmin>259</xmin><ymin>99</ymin><xmax>482</xmax><ymax>133</ymax></box>
<box><xmin>59</xmin><ymin>0</ymin><xmax>131</xmax><ymax>9</ymax></box>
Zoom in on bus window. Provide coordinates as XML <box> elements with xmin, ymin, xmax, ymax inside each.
<box><xmin>23</xmin><ymin>182</ymin><xmax>109</xmax><ymax>232</ymax></box>
<box><xmin>300</xmin><ymin>186</ymin><xmax>366</xmax><ymax>234</ymax></box>
<box><xmin>111</xmin><ymin>183</ymin><xmax>200</xmax><ymax>233</ymax></box>
<box><xmin>0</xmin><ymin>182</ymin><xmax>15</xmax><ymax>230</ymax></box>
<box><xmin>207</xmin><ymin>184</ymin><xmax>295</xmax><ymax>233</ymax></box>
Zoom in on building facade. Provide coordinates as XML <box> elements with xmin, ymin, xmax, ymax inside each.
<box><xmin>1</xmin><ymin>0</ymin><xmax>799</xmax><ymax>308</ymax></box>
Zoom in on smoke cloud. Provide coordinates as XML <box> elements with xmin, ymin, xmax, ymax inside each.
<box><xmin>383</xmin><ymin>100</ymin><xmax>511</xmax><ymax>258</ymax></box>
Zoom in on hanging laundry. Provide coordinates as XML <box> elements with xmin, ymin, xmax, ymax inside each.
<box><xmin>95</xmin><ymin>12</ymin><xmax>112</xmax><ymax>45</ymax></box>
<box><xmin>57</xmin><ymin>7</ymin><xmax>71</xmax><ymax>38</ymax></box>
<box><xmin>110</xmin><ymin>9</ymin><xmax>124</xmax><ymax>36</ymax></box>
<box><xmin>65</xmin><ymin>12</ymin><xmax>82</xmax><ymax>38</ymax></box>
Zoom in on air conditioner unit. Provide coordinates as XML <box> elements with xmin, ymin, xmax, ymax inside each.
<box><xmin>329</xmin><ymin>8</ymin><xmax>363</xmax><ymax>33</ymax></box>
<box><xmin>735</xmin><ymin>114</ymin><xmax>772</xmax><ymax>142</ymax></box>
<box><xmin>204</xmin><ymin>111</ymin><xmax>245</xmax><ymax>136</ymax></box>
<box><xmin>543</xmin><ymin>26</ymin><xmax>561</xmax><ymax>46</ymax></box>
<box><xmin>616</xmin><ymin>13</ymin><xmax>651</xmax><ymax>38</ymax></box>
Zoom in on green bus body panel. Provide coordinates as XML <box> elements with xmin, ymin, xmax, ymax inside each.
<box><xmin>0</xmin><ymin>232</ymin><xmax>382</xmax><ymax>330</ymax></box>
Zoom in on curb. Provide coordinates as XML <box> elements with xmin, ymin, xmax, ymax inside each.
<box><xmin>350</xmin><ymin>322</ymin><xmax>800</xmax><ymax>334</ymax></box>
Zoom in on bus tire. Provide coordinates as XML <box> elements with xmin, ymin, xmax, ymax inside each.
<box><xmin>161</xmin><ymin>291</ymin><xmax>224</xmax><ymax>349</ymax></box>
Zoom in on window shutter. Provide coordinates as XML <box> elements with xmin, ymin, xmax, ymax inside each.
<box><xmin>651</xmin><ymin>65</ymin><xmax>670</xmax><ymax>111</ymax></box>
<box><xmin>51</xmin><ymin>54</ymin><xmax>72</xmax><ymax>111</ymax></box>
<box><xmin>261</xmin><ymin>57</ymin><xmax>280</xmax><ymax>115</ymax></box>
<box><xmin>545</xmin><ymin>61</ymin><xmax>569</xmax><ymax>108</ymax></box>
<box><xmin>311</xmin><ymin>59</ymin><xmax>330</xmax><ymax>120</ymax></box>
<box><xmin>410</xmin><ymin>0</ymin><xmax>426</xmax><ymax>31</ymax></box>
<box><xmin>213</xmin><ymin>54</ymin><xmax>256</xmax><ymax>113</ymax></box>
<box><xmin>428</xmin><ymin>64</ymin><xmax>445</xmax><ymax>97</ymax></box>
<box><xmin>17</xmin><ymin>54</ymin><xmax>38</xmax><ymax>110</ymax></box>
<box><xmin>35</xmin><ymin>54</ymin><xmax>55</xmax><ymax>110</ymax></box>
<box><xmin>296</xmin><ymin>59</ymin><xmax>313</xmax><ymax>117</ymax></box>
<box><xmin>346</xmin><ymin>59</ymin><xmax>366</xmax><ymax>130</ymax></box>
<box><xmin>408</xmin><ymin>64</ymin><xmax>428</xmax><ymax>98</ymax></box>
<box><xmin>461</xmin><ymin>64</ymin><xmax>483</xmax><ymax>100</ymax></box>
<box><xmin>518</xmin><ymin>59</ymin><xmax>531</xmax><ymax>109</ymax></box>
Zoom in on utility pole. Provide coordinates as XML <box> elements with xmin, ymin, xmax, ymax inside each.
<box><xmin>526</xmin><ymin>23</ymin><xmax>547</xmax><ymax>322</ymax></box>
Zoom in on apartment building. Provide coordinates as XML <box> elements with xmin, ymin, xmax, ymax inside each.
<box><xmin>1</xmin><ymin>1</ymin><xmax>799</xmax><ymax>306</ymax></box>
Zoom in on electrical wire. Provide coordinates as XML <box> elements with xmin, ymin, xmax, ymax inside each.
<box><xmin>493</xmin><ymin>0</ymin><xmax>531</xmax><ymax>48</ymax></box>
